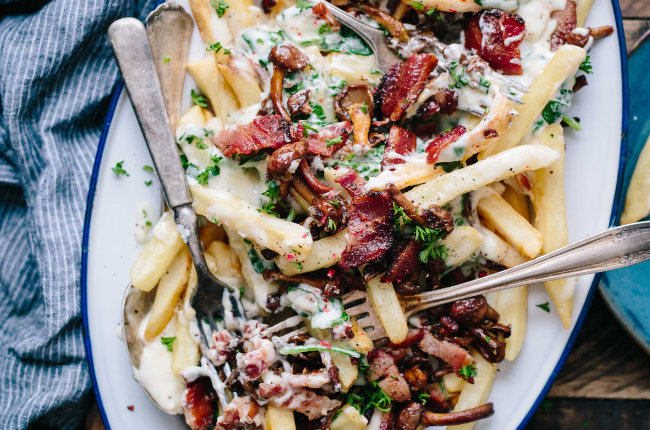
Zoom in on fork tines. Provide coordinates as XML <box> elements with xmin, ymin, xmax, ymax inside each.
<box><xmin>342</xmin><ymin>290</ymin><xmax>387</xmax><ymax>341</ymax></box>
<box><xmin>262</xmin><ymin>314</ymin><xmax>308</xmax><ymax>342</ymax></box>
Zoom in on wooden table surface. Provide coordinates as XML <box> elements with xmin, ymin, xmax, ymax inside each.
<box><xmin>85</xmin><ymin>2</ymin><xmax>650</xmax><ymax>430</ymax></box>
<box><xmin>526</xmin><ymin>3</ymin><xmax>650</xmax><ymax>428</ymax></box>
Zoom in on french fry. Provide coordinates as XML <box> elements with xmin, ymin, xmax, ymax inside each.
<box><xmin>401</xmin><ymin>0</ymin><xmax>480</xmax><ymax>13</ymax></box>
<box><xmin>481</xmin><ymin>45</ymin><xmax>586</xmax><ymax>158</ymax></box>
<box><xmin>171</xmin><ymin>311</ymin><xmax>201</xmax><ymax>375</ymax></box>
<box><xmin>462</xmin><ymin>93</ymin><xmax>516</xmax><ymax>161</ymax></box>
<box><xmin>265</xmin><ymin>404</ymin><xmax>296</xmax><ymax>430</ymax></box>
<box><xmin>324</xmin><ymin>52</ymin><xmax>382</xmax><ymax>85</ymax></box>
<box><xmin>200</xmin><ymin>220</ymin><xmax>226</xmax><ymax>248</ymax></box>
<box><xmin>447</xmin><ymin>350</ymin><xmax>497</xmax><ymax>430</ymax></box>
<box><xmin>442</xmin><ymin>372</ymin><xmax>465</xmax><ymax>393</ymax></box>
<box><xmin>178</xmin><ymin>105</ymin><xmax>208</xmax><ymax>128</ymax></box>
<box><xmin>501</xmin><ymin>184</ymin><xmax>531</xmax><ymax>221</ymax></box>
<box><xmin>529</xmin><ymin>124</ymin><xmax>575</xmax><ymax>328</ymax></box>
<box><xmin>308</xmin><ymin>324</ymin><xmax>359</xmax><ymax>392</ymax></box>
<box><xmin>405</xmin><ymin>145</ymin><xmax>560</xmax><ymax>210</ymax></box>
<box><xmin>130</xmin><ymin>211</ymin><xmax>184</xmax><ymax>292</ymax></box>
<box><xmin>488</xmin><ymin>286</ymin><xmax>528</xmax><ymax>362</ymax></box>
<box><xmin>476</xmin><ymin>226</ymin><xmax>528</xmax><ymax>269</ymax></box>
<box><xmin>190</xmin><ymin>185</ymin><xmax>312</xmax><ymax>259</ymax></box>
<box><xmin>187</xmin><ymin>57</ymin><xmax>239</xmax><ymax>120</ymax></box>
<box><xmin>223</xmin><ymin>0</ymin><xmax>255</xmax><ymax>38</ymax></box>
<box><xmin>477</xmin><ymin>192</ymin><xmax>543</xmax><ymax>259</ymax></box>
<box><xmin>620</xmin><ymin>133</ymin><xmax>650</xmax><ymax>225</ymax></box>
<box><xmin>188</xmin><ymin>0</ymin><xmax>234</xmax><ymax>63</ymax></box>
<box><xmin>216</xmin><ymin>63</ymin><xmax>262</xmax><ymax>108</ymax></box>
<box><xmin>331</xmin><ymin>405</ymin><xmax>367</xmax><ymax>430</ymax></box>
<box><xmin>576</xmin><ymin>0</ymin><xmax>595</xmax><ymax>27</ymax></box>
<box><xmin>274</xmin><ymin>229</ymin><xmax>347</xmax><ymax>275</ymax></box>
<box><xmin>206</xmin><ymin>240</ymin><xmax>245</xmax><ymax>287</ymax></box>
<box><xmin>144</xmin><ymin>246</ymin><xmax>191</xmax><ymax>340</ymax></box>
<box><xmin>439</xmin><ymin>226</ymin><xmax>484</xmax><ymax>268</ymax></box>
<box><xmin>349</xmin><ymin>318</ymin><xmax>374</xmax><ymax>353</ymax></box>
<box><xmin>366</xmin><ymin>276</ymin><xmax>408</xmax><ymax>343</ymax></box>
<box><xmin>226</xmin><ymin>227</ymin><xmax>280</xmax><ymax>309</ymax></box>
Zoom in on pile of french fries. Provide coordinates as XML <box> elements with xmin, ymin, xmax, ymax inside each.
<box><xmin>125</xmin><ymin>0</ymin><xmax>604</xmax><ymax>428</ymax></box>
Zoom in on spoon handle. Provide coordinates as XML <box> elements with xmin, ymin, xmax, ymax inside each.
<box><xmin>108</xmin><ymin>18</ymin><xmax>191</xmax><ymax>209</ymax></box>
<box><xmin>402</xmin><ymin>221</ymin><xmax>650</xmax><ymax>314</ymax></box>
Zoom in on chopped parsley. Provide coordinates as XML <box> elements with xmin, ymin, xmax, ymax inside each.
<box><xmin>458</xmin><ymin>363</ymin><xmax>478</xmax><ymax>380</ymax></box>
<box><xmin>285</xmin><ymin>81</ymin><xmax>304</xmax><ymax>95</ymax></box>
<box><xmin>292</xmin><ymin>261</ymin><xmax>304</xmax><ymax>271</ymax></box>
<box><xmin>360</xmin><ymin>102</ymin><xmax>368</xmax><ymax>114</ymax></box>
<box><xmin>537</xmin><ymin>302</ymin><xmax>551</xmax><ymax>313</ymax></box>
<box><xmin>286</xmin><ymin>209</ymin><xmax>297</xmax><ymax>222</ymax></box>
<box><xmin>211</xmin><ymin>0</ymin><xmax>229</xmax><ymax>17</ymax></box>
<box><xmin>258</xmin><ymin>181</ymin><xmax>283</xmax><ymax>217</ymax></box>
<box><xmin>541</xmin><ymin>100</ymin><xmax>565</xmax><ymax>124</ymax></box>
<box><xmin>562</xmin><ymin>114</ymin><xmax>582</xmax><ymax>131</ymax></box>
<box><xmin>318</xmin><ymin>23</ymin><xmax>331</xmax><ymax>34</ymax></box>
<box><xmin>417</xmin><ymin>393</ymin><xmax>431</xmax><ymax>404</ymax></box>
<box><xmin>191</xmin><ymin>89</ymin><xmax>209</xmax><ymax>108</ymax></box>
<box><xmin>185</xmin><ymin>134</ymin><xmax>208</xmax><ymax>150</ymax></box>
<box><xmin>448</xmin><ymin>62</ymin><xmax>470</xmax><ymax>89</ymax></box>
<box><xmin>326</xmin><ymin>136</ymin><xmax>343</xmax><ymax>147</ymax></box>
<box><xmin>296</xmin><ymin>0</ymin><xmax>312</xmax><ymax>12</ymax></box>
<box><xmin>161</xmin><ymin>337</ymin><xmax>176</xmax><ymax>352</ymax></box>
<box><xmin>330</xmin><ymin>145</ymin><xmax>385</xmax><ymax>180</ymax></box>
<box><xmin>435</xmin><ymin>160</ymin><xmax>462</xmax><ymax>173</ymax></box>
<box><xmin>309</xmin><ymin>102</ymin><xmax>327</xmax><ymax>120</ymax></box>
<box><xmin>144</xmin><ymin>180</ymin><xmax>153</xmax><ymax>186</ymax></box>
<box><xmin>247</xmin><ymin>245</ymin><xmax>265</xmax><ymax>273</ymax></box>
<box><xmin>411</xmin><ymin>1</ymin><xmax>424</xmax><ymax>9</ymax></box>
<box><xmin>233</xmin><ymin>152</ymin><xmax>267</xmax><ymax>165</ymax></box>
<box><xmin>426</xmin><ymin>8</ymin><xmax>441</xmax><ymax>19</ymax></box>
<box><xmin>345</xmin><ymin>381</ymin><xmax>392</xmax><ymax>414</ymax></box>
<box><xmin>162</xmin><ymin>56</ymin><xmax>170</xmax><ymax>63</ymax></box>
<box><xmin>328</xmin><ymin>218</ymin><xmax>337</xmax><ymax>230</ymax></box>
<box><xmin>112</xmin><ymin>161</ymin><xmax>130</xmax><ymax>177</ymax></box>
<box><xmin>180</xmin><ymin>154</ymin><xmax>197</xmax><ymax>170</ymax></box>
<box><xmin>579</xmin><ymin>56</ymin><xmax>592</xmax><ymax>74</ymax></box>
<box><xmin>142</xmin><ymin>165</ymin><xmax>154</xmax><ymax>173</ymax></box>
<box><xmin>207</xmin><ymin>41</ymin><xmax>230</xmax><ymax>55</ymax></box>
<box><xmin>196</xmin><ymin>155</ymin><xmax>223</xmax><ymax>185</ymax></box>
<box><xmin>419</xmin><ymin>243</ymin><xmax>448</xmax><ymax>263</ymax></box>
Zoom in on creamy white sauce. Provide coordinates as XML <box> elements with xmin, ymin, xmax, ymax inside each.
<box><xmin>134</xmin><ymin>201</ymin><xmax>155</xmax><ymax>244</ymax></box>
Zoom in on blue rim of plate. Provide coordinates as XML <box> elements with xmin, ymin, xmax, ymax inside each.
<box><xmin>81</xmin><ymin>3</ymin><xmax>630</xmax><ymax>428</ymax></box>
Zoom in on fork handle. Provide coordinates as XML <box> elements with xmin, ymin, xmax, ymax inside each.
<box><xmin>108</xmin><ymin>18</ymin><xmax>192</xmax><ymax>209</ymax></box>
<box><xmin>401</xmin><ymin>221</ymin><xmax>650</xmax><ymax>315</ymax></box>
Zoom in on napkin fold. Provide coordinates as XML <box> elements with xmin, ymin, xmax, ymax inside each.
<box><xmin>0</xmin><ymin>1</ymin><xmax>157</xmax><ymax>428</ymax></box>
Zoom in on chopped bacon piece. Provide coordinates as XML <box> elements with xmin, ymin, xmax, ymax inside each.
<box><xmin>390</xmin><ymin>328</ymin><xmax>427</xmax><ymax>349</ymax></box>
<box><xmin>313</xmin><ymin>2</ymin><xmax>341</xmax><ymax>31</ymax></box>
<box><xmin>464</xmin><ymin>10</ymin><xmax>526</xmax><ymax>75</ymax></box>
<box><xmin>335</xmin><ymin>169</ymin><xmax>366</xmax><ymax>198</ymax></box>
<box><xmin>382</xmin><ymin>125</ymin><xmax>416</xmax><ymax>168</ymax></box>
<box><xmin>261</xmin><ymin>373</ymin><xmax>340</xmax><ymax>419</ymax></box>
<box><xmin>382</xmin><ymin>239</ymin><xmax>421</xmax><ymax>284</ymax></box>
<box><xmin>217</xmin><ymin>396</ymin><xmax>262</xmax><ymax>430</ymax></box>
<box><xmin>213</xmin><ymin>114</ymin><xmax>286</xmax><ymax>157</ymax></box>
<box><xmin>339</xmin><ymin>191</ymin><xmax>394</xmax><ymax>268</ymax></box>
<box><xmin>375</xmin><ymin>54</ymin><xmax>438</xmax><ymax>121</ymax></box>
<box><xmin>417</xmin><ymin>88</ymin><xmax>458</xmax><ymax>123</ymax></box>
<box><xmin>306</xmin><ymin>121</ymin><xmax>351</xmax><ymax>157</ymax></box>
<box><xmin>369</xmin><ymin>350</ymin><xmax>411</xmax><ymax>402</ymax></box>
<box><xmin>237</xmin><ymin>337</ymin><xmax>276</xmax><ymax>380</ymax></box>
<box><xmin>550</xmin><ymin>0</ymin><xmax>577</xmax><ymax>51</ymax></box>
<box><xmin>183</xmin><ymin>377</ymin><xmax>217</xmax><ymax>430</ymax></box>
<box><xmin>425</xmin><ymin>125</ymin><xmax>467</xmax><ymax>164</ymax></box>
<box><xmin>419</xmin><ymin>331</ymin><xmax>475</xmax><ymax>374</ymax></box>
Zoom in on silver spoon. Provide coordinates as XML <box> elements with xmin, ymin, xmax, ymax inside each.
<box><xmin>109</xmin><ymin>6</ymin><xmax>240</xmax><ymax>413</ymax></box>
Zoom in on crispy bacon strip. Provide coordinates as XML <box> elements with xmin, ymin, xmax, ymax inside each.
<box><xmin>425</xmin><ymin>125</ymin><xmax>467</xmax><ymax>164</ymax></box>
<box><xmin>339</xmin><ymin>191</ymin><xmax>394</xmax><ymax>268</ymax></box>
<box><xmin>375</xmin><ymin>54</ymin><xmax>438</xmax><ymax>121</ymax></box>
<box><xmin>369</xmin><ymin>350</ymin><xmax>411</xmax><ymax>402</ymax></box>
<box><xmin>306</xmin><ymin>121</ymin><xmax>352</xmax><ymax>157</ymax></box>
<box><xmin>382</xmin><ymin>125</ymin><xmax>416</xmax><ymax>168</ymax></box>
<box><xmin>183</xmin><ymin>377</ymin><xmax>218</xmax><ymax>430</ymax></box>
<box><xmin>217</xmin><ymin>397</ymin><xmax>261</xmax><ymax>430</ymax></box>
<box><xmin>464</xmin><ymin>10</ymin><xmax>526</xmax><ymax>75</ymax></box>
<box><xmin>421</xmin><ymin>403</ymin><xmax>495</xmax><ymax>426</ymax></box>
<box><xmin>419</xmin><ymin>331</ymin><xmax>475</xmax><ymax>375</ymax></box>
<box><xmin>382</xmin><ymin>239</ymin><xmax>421</xmax><ymax>285</ymax></box>
<box><xmin>550</xmin><ymin>0</ymin><xmax>577</xmax><ymax>51</ymax></box>
<box><xmin>360</xmin><ymin>5</ymin><xmax>408</xmax><ymax>42</ymax></box>
<box><xmin>213</xmin><ymin>114</ymin><xmax>286</xmax><ymax>157</ymax></box>
<box><xmin>335</xmin><ymin>169</ymin><xmax>367</xmax><ymax>198</ymax></box>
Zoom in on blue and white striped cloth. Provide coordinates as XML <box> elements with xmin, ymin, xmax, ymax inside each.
<box><xmin>0</xmin><ymin>1</ymin><xmax>157</xmax><ymax>428</ymax></box>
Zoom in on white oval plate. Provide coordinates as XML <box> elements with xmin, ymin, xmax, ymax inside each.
<box><xmin>81</xmin><ymin>1</ymin><xmax>628</xmax><ymax>428</ymax></box>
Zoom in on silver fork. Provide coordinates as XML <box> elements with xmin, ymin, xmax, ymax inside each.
<box><xmin>340</xmin><ymin>221</ymin><xmax>650</xmax><ymax>341</ymax></box>
<box><xmin>109</xmin><ymin>16</ymin><xmax>244</xmax><ymax>407</ymax></box>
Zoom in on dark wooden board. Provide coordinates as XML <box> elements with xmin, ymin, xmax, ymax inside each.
<box><xmin>526</xmin><ymin>398</ymin><xmax>650</xmax><ymax>429</ymax></box>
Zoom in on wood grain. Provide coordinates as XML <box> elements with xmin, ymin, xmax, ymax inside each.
<box><xmin>624</xmin><ymin>19</ymin><xmax>650</xmax><ymax>52</ymax></box>
<box><xmin>527</xmin><ymin>398</ymin><xmax>650</xmax><ymax>429</ymax></box>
